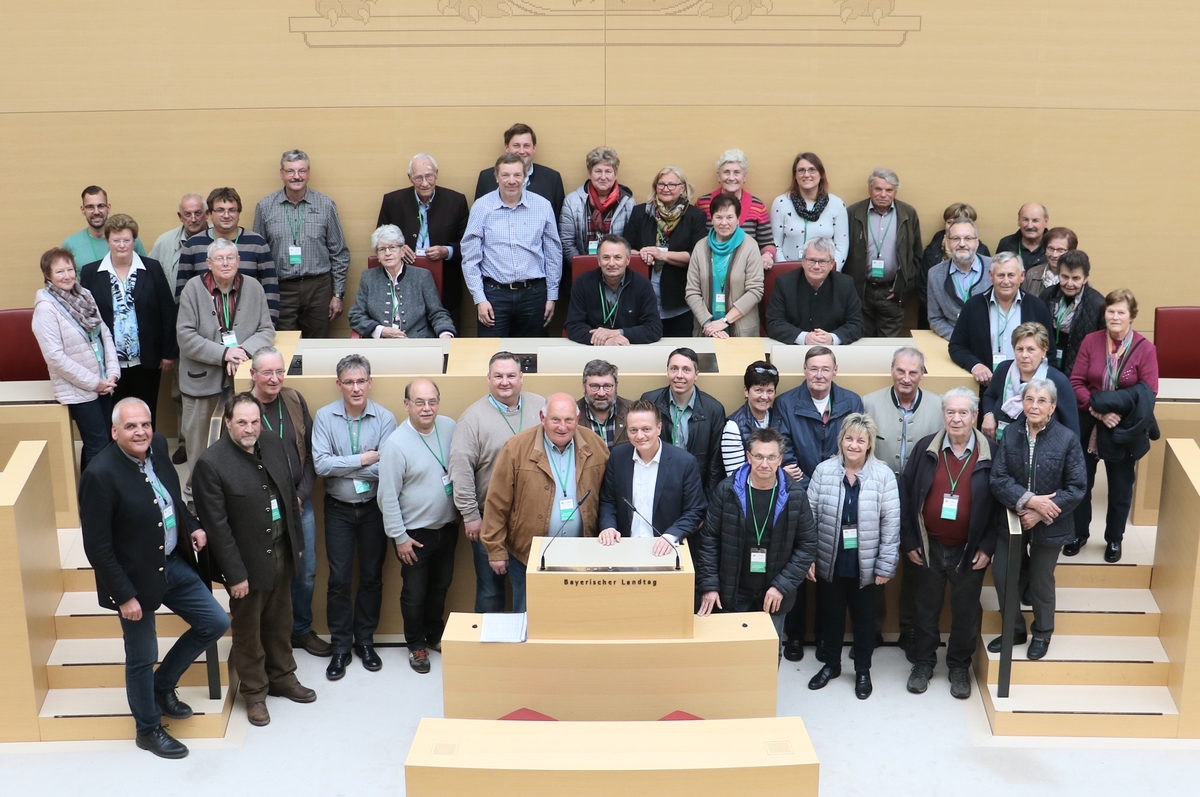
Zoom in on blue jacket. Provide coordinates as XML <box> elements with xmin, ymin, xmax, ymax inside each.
<box><xmin>598</xmin><ymin>441</ymin><xmax>707</xmax><ymax>541</ymax></box>
<box><xmin>771</xmin><ymin>382</ymin><xmax>865</xmax><ymax>487</ymax></box>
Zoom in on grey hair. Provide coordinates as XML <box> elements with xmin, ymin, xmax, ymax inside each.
<box><xmin>371</xmin><ymin>224</ymin><xmax>404</xmax><ymax>250</ymax></box>
<box><xmin>947</xmin><ymin>218</ymin><xmax>979</xmax><ymax>237</ymax></box>
<box><xmin>891</xmin><ymin>346</ymin><xmax>926</xmax><ymax>372</ymax></box>
<box><xmin>991</xmin><ymin>250</ymin><xmax>1025</xmax><ymax>272</ymax></box>
<box><xmin>868</xmin><ymin>168</ymin><xmax>900</xmax><ymax>190</ymax></box>
<box><xmin>111</xmin><ymin>397</ymin><xmax>151</xmax><ymax>426</ymax></box>
<box><xmin>251</xmin><ymin>346</ymin><xmax>284</xmax><ymax>371</ymax></box>
<box><xmin>941</xmin><ymin>386</ymin><xmax>979</xmax><ymax>414</ymax></box>
<box><xmin>1022</xmin><ymin>378</ymin><xmax>1057</xmax><ymax>404</ymax></box>
<box><xmin>335</xmin><ymin>354</ymin><xmax>372</xmax><ymax>381</ymax></box>
<box><xmin>715</xmin><ymin>149</ymin><xmax>749</xmax><ymax>173</ymax></box>
<box><xmin>582</xmin><ymin>359</ymin><xmax>619</xmax><ymax>381</ymax></box>
<box><xmin>407</xmin><ymin>153</ymin><xmax>439</xmax><ymax>175</ymax></box>
<box><xmin>803</xmin><ymin>236</ymin><xmax>836</xmax><ymax>260</ymax></box>
<box><xmin>178</xmin><ymin>193</ymin><xmax>205</xmax><ymax>211</ymax></box>
<box><xmin>585</xmin><ymin>147</ymin><xmax>620</xmax><ymax>173</ymax></box>
<box><xmin>207</xmin><ymin>237</ymin><xmax>238</xmax><ymax>259</ymax></box>
<box><xmin>280</xmin><ymin>149</ymin><xmax>310</xmax><ymax>168</ymax></box>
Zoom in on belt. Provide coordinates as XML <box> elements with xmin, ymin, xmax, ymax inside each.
<box><xmin>325</xmin><ymin>494</ymin><xmax>375</xmax><ymax>507</ymax></box>
<box><xmin>280</xmin><ymin>273</ymin><xmax>329</xmax><ymax>283</ymax></box>
<box><xmin>865</xmin><ymin>279</ymin><xmax>893</xmax><ymax>288</ymax></box>
<box><xmin>484</xmin><ymin>276</ymin><xmax>545</xmax><ymax>291</ymax></box>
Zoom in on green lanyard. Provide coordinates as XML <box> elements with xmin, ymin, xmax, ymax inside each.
<box><xmin>1054</xmin><ymin>297</ymin><xmax>1071</xmax><ymax>333</ymax></box>
<box><xmin>953</xmin><ymin>264</ymin><xmax>978</xmax><ymax>305</ymax></box>
<box><xmin>598</xmin><ymin>280</ymin><xmax>622</xmax><ymax>326</ymax></box>
<box><xmin>346</xmin><ymin>416</ymin><xmax>362</xmax><ymax>455</ymax></box>
<box><xmin>262</xmin><ymin>401</ymin><xmax>284</xmax><ymax>438</ymax></box>
<box><xmin>994</xmin><ymin>302</ymin><xmax>1015</xmax><ymax>352</ymax></box>
<box><xmin>748</xmin><ymin>482</ymin><xmax>776</xmax><ymax>546</ymax></box>
<box><xmin>388</xmin><ymin>274</ymin><xmax>403</xmax><ymax>330</ymax></box>
<box><xmin>220</xmin><ymin>291</ymin><xmax>233</xmax><ymax>330</ymax></box>
<box><xmin>418</xmin><ymin>423</ymin><xmax>448</xmax><ymax>473</ymax></box>
<box><xmin>546</xmin><ymin>441</ymin><xmax>574</xmax><ymax>497</ymax></box>
<box><xmin>87</xmin><ymin>329</ymin><xmax>105</xmax><ymax>371</ymax></box>
<box><xmin>943</xmin><ymin>447</ymin><xmax>974</xmax><ymax>495</ymax></box>
<box><xmin>868</xmin><ymin>208</ymin><xmax>894</xmax><ymax>256</ymax></box>
<box><xmin>492</xmin><ymin>396</ymin><xmax>523</xmax><ymax>435</ymax></box>
<box><xmin>670</xmin><ymin>403</ymin><xmax>687</xmax><ymax>446</ymax></box>
<box><xmin>285</xmin><ymin>202</ymin><xmax>304</xmax><ymax>245</ymax></box>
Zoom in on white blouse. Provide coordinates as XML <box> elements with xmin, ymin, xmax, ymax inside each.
<box><xmin>770</xmin><ymin>193</ymin><xmax>849</xmax><ymax>270</ymax></box>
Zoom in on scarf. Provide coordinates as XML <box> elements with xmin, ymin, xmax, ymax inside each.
<box><xmin>1053</xmin><ymin>294</ymin><xmax>1078</xmax><ymax>334</ymax></box>
<box><xmin>46</xmin><ymin>282</ymin><xmax>104</xmax><ymax>332</ymax></box>
<box><xmin>707</xmin><ymin>227</ymin><xmax>746</xmax><ymax>319</ymax></box>
<box><xmin>1104</xmin><ymin>332</ymin><xmax>1135</xmax><ymax>390</ymax></box>
<box><xmin>586</xmin><ymin>181</ymin><xmax>621</xmax><ymax>239</ymax></box>
<box><xmin>789</xmin><ymin>192</ymin><xmax>829</xmax><ymax>223</ymax></box>
<box><xmin>1042</xmin><ymin>269</ymin><xmax>1059</xmax><ymax>288</ymax></box>
<box><xmin>651</xmin><ymin>197</ymin><xmax>687</xmax><ymax>247</ymax></box>
<box><xmin>104</xmin><ymin>254</ymin><xmax>142</xmax><ymax>362</ymax></box>
<box><xmin>1001</xmin><ymin>358</ymin><xmax>1049</xmax><ymax>420</ymax></box>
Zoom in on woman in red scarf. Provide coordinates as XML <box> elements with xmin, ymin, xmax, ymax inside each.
<box><xmin>559</xmin><ymin>147</ymin><xmax>635</xmax><ymax>264</ymax></box>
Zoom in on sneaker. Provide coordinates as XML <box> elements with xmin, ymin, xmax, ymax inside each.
<box><xmin>409</xmin><ymin>648</ymin><xmax>431</xmax><ymax>674</ymax></box>
<box><xmin>427</xmin><ymin>640</ymin><xmax>442</xmax><ymax>653</ymax></box>
<box><xmin>949</xmin><ymin>668</ymin><xmax>972</xmax><ymax>699</ymax></box>
<box><xmin>907</xmin><ymin>664</ymin><xmax>932</xmax><ymax>694</ymax></box>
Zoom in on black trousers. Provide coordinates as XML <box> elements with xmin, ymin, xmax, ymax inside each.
<box><xmin>818</xmin><ymin>577</ymin><xmax>877</xmax><ymax>671</ymax></box>
<box><xmin>323</xmin><ymin>495</ymin><xmax>388</xmax><ymax>652</ymax></box>
<box><xmin>911</xmin><ymin>538</ymin><xmax>986</xmax><ymax>670</ymax></box>
<box><xmin>114</xmin><ymin>364</ymin><xmax>162</xmax><ymax>429</ymax></box>
<box><xmin>783</xmin><ymin>579</ymin><xmax>823</xmax><ymax>644</ymax></box>
<box><xmin>1074</xmin><ymin>451</ymin><xmax>1137</xmax><ymax>545</ymax></box>
<box><xmin>660</xmin><ymin>312</ymin><xmax>694</xmax><ymax>338</ymax></box>
<box><xmin>399</xmin><ymin>524</ymin><xmax>459</xmax><ymax>651</ymax></box>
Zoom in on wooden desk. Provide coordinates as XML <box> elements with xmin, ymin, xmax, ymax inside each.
<box><xmin>1133</xmin><ymin>379</ymin><xmax>1200</xmax><ymax>526</ymax></box>
<box><xmin>405</xmin><ymin>716</ymin><xmax>819</xmax><ymax>797</ymax></box>
<box><xmin>442</xmin><ymin>611</ymin><xmax>779</xmax><ymax>721</ymax></box>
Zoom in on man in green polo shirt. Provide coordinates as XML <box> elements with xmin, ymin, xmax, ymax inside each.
<box><xmin>63</xmin><ymin>185</ymin><xmax>145</xmax><ymax>270</ymax></box>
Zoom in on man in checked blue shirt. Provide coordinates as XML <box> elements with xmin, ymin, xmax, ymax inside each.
<box><xmin>461</xmin><ymin>153</ymin><xmax>563</xmax><ymax>337</ymax></box>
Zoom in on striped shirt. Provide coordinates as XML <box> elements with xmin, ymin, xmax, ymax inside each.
<box><xmin>176</xmin><ymin>229</ymin><xmax>280</xmax><ymax>323</ymax></box>
<box><xmin>252</xmin><ymin>188</ymin><xmax>350</xmax><ymax>295</ymax></box>
<box><xmin>696</xmin><ymin>190</ymin><xmax>774</xmax><ymax>253</ymax></box>
<box><xmin>461</xmin><ymin>189</ymin><xmax>563</xmax><ymax>303</ymax></box>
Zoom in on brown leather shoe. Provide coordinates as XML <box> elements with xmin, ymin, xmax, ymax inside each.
<box><xmin>268</xmin><ymin>681</ymin><xmax>317</xmax><ymax>704</ymax></box>
<box><xmin>246</xmin><ymin>701</ymin><xmax>270</xmax><ymax>726</ymax></box>
<box><xmin>291</xmin><ymin>630</ymin><xmax>333</xmax><ymax>657</ymax></box>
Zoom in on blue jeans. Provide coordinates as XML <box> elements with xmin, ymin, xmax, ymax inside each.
<box><xmin>507</xmin><ymin>555</ymin><xmax>528</xmax><ymax>614</ymax></box>
<box><xmin>478</xmin><ymin>279</ymin><xmax>547</xmax><ymax>338</ymax></box>
<box><xmin>68</xmin><ymin>395</ymin><xmax>112</xmax><ymax>472</ymax></box>
<box><xmin>290</xmin><ymin>497</ymin><xmax>317</xmax><ymax>635</ymax></box>
<box><xmin>118</xmin><ymin>554</ymin><xmax>229</xmax><ymax>733</ymax></box>
<box><xmin>471</xmin><ymin>538</ymin><xmax>507</xmax><ymax>613</ymax></box>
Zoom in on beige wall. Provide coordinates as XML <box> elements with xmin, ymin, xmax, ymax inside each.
<box><xmin>4</xmin><ymin>1</ymin><xmax>1197</xmax><ymax>334</ymax></box>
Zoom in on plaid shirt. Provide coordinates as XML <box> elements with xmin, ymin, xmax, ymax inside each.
<box><xmin>461</xmin><ymin>189</ymin><xmax>563</xmax><ymax>303</ymax></box>
<box><xmin>252</xmin><ymin>187</ymin><xmax>350</xmax><ymax>295</ymax></box>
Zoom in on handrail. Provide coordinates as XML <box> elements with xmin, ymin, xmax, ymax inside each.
<box><xmin>996</xmin><ymin>507</ymin><xmax>1023</xmax><ymax>698</ymax></box>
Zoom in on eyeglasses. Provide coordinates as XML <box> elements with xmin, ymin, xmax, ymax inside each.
<box><xmin>83</xmin><ymin>203</ymin><xmax>109</xmax><ymax>212</ymax></box>
<box><xmin>656</xmin><ymin>182</ymin><xmax>683</xmax><ymax>189</ymax></box>
<box><xmin>283</xmin><ymin>169</ymin><xmax>309</xmax><ymax>178</ymax></box>
<box><xmin>1022</xmin><ymin>396</ymin><xmax>1054</xmax><ymax>406</ymax></box>
<box><xmin>805</xmin><ymin>367</ymin><xmax>834</xmax><ymax>377</ymax></box>
<box><xmin>749</xmin><ymin>453</ymin><xmax>782</xmax><ymax>464</ymax></box>
<box><xmin>210</xmin><ymin>256</ymin><xmax>237</xmax><ymax>265</ymax></box>
<box><xmin>340</xmin><ymin>379</ymin><xmax>370</xmax><ymax>388</ymax></box>
<box><xmin>1046</xmin><ymin>246</ymin><xmax>1070</xmax><ymax>255</ymax></box>
<box><xmin>947</xmin><ymin>236</ymin><xmax>978</xmax><ymax>244</ymax></box>
<box><xmin>585</xmin><ymin>382</ymin><xmax>616</xmax><ymax>392</ymax></box>
<box><xmin>803</xmin><ymin>257</ymin><xmax>833</xmax><ymax>267</ymax></box>
<box><xmin>376</xmin><ymin>245</ymin><xmax>402</xmax><ymax>254</ymax></box>
<box><xmin>751</xmin><ymin>366</ymin><xmax>779</xmax><ymax>377</ymax></box>
<box><xmin>410</xmin><ymin>173</ymin><xmax>436</xmax><ymax>184</ymax></box>
<box><xmin>253</xmin><ymin>369</ymin><xmax>286</xmax><ymax>378</ymax></box>
<box><xmin>795</xmin><ymin>167</ymin><xmax>820</xmax><ymax>175</ymax></box>
<box><xmin>109</xmin><ymin>238</ymin><xmax>135</xmax><ymax>247</ymax></box>
<box><xmin>212</xmin><ymin>208</ymin><xmax>239</xmax><ymax>217</ymax></box>
<box><xmin>408</xmin><ymin>398</ymin><xmax>439</xmax><ymax>408</ymax></box>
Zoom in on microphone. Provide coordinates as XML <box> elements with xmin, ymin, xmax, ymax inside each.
<box><xmin>538</xmin><ymin>489</ymin><xmax>592</xmax><ymax>571</ymax></box>
<box><xmin>622</xmin><ymin>496</ymin><xmax>681</xmax><ymax>571</ymax></box>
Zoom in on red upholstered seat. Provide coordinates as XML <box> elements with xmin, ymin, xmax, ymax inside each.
<box><xmin>571</xmin><ymin>253</ymin><xmax>650</xmax><ymax>281</ymax></box>
<box><xmin>760</xmin><ymin>259</ymin><xmax>805</xmax><ymax>336</ymax></box>
<box><xmin>498</xmin><ymin>708</ymin><xmax>557</xmax><ymax>721</ymax></box>
<box><xmin>0</xmin><ymin>308</ymin><xmax>50</xmax><ymax>381</ymax></box>
<box><xmin>352</xmin><ymin>257</ymin><xmax>445</xmax><ymax>339</ymax></box>
<box><xmin>1154</xmin><ymin>307</ymin><xmax>1200</xmax><ymax>378</ymax></box>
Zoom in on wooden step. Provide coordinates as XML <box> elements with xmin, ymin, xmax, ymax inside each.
<box><xmin>38</xmin><ymin>682</ymin><xmax>237</xmax><ymax>741</ymax></box>
<box><xmin>983</xmin><ymin>560</ymin><xmax>1151</xmax><ymax>590</ymax></box>
<box><xmin>979</xmin><ymin>683</ymin><xmax>1179</xmax><ymax>738</ymax></box>
<box><xmin>980</xmin><ymin>587</ymin><xmax>1161</xmax><ymax>636</ymax></box>
<box><xmin>47</xmin><ymin>637</ymin><xmax>232</xmax><ymax>689</ymax></box>
<box><xmin>55</xmin><ymin>591</ymin><xmax>232</xmax><ymax>639</ymax></box>
<box><xmin>974</xmin><ymin>634</ymin><xmax>1169</xmax><ymax>686</ymax></box>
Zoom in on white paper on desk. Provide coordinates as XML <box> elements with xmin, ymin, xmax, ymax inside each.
<box><xmin>480</xmin><ymin>612</ymin><xmax>528</xmax><ymax>643</ymax></box>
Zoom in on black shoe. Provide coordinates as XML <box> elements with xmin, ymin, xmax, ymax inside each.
<box><xmin>949</xmin><ymin>667</ymin><xmax>972</xmax><ymax>699</ymax></box>
<box><xmin>326</xmin><ymin>650</ymin><xmax>352</xmax><ymax>681</ymax></box>
<box><xmin>171</xmin><ymin>446</ymin><xmax>187</xmax><ymax>465</ymax></box>
<box><xmin>783</xmin><ymin>639</ymin><xmax>804</xmax><ymax>662</ymax></box>
<box><xmin>155</xmin><ymin>689</ymin><xmax>193</xmax><ymax>720</ymax></box>
<box><xmin>1027</xmin><ymin>637</ymin><xmax>1051</xmax><ymax>660</ymax></box>
<box><xmin>1104</xmin><ymin>542</ymin><xmax>1122</xmax><ymax>563</ymax></box>
<box><xmin>355</xmin><ymin>643</ymin><xmax>382</xmax><ymax>672</ymax></box>
<box><xmin>136</xmin><ymin>725</ymin><xmax>188</xmax><ymax>759</ymax></box>
<box><xmin>814</xmin><ymin>646</ymin><xmax>827</xmax><ymax>663</ymax></box>
<box><xmin>807</xmin><ymin>665</ymin><xmax>841</xmax><ymax>690</ymax></box>
<box><xmin>1062</xmin><ymin>540</ymin><xmax>1082</xmax><ymax>557</ymax></box>
<box><xmin>907</xmin><ymin>664</ymin><xmax>932</xmax><ymax>694</ymax></box>
<box><xmin>987</xmin><ymin>632</ymin><xmax>1027</xmax><ymax>653</ymax></box>
<box><xmin>855</xmin><ymin>671</ymin><xmax>873</xmax><ymax>700</ymax></box>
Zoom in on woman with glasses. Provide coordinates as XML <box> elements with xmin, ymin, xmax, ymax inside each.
<box><xmin>806</xmin><ymin>413</ymin><xmax>900</xmax><ymax>700</ymax></box>
<box><xmin>79</xmin><ymin>214</ymin><xmax>177</xmax><ymax>425</ymax></box>
<box><xmin>771</xmin><ymin>152</ymin><xmax>849</xmax><ymax>268</ymax></box>
<box><xmin>685</xmin><ymin>194</ymin><xmax>764</xmax><ymax>338</ymax></box>
<box><xmin>624</xmin><ymin>167</ymin><xmax>708</xmax><ymax>337</ymax></box>
<box><xmin>721</xmin><ymin>361</ymin><xmax>780</xmax><ymax>477</ymax></box>
<box><xmin>1023</xmin><ymin>227</ymin><xmax>1077</xmax><ymax>297</ymax></box>
<box><xmin>696</xmin><ymin>150</ymin><xmax>777</xmax><ymax>272</ymax></box>
<box><xmin>349</xmin><ymin>225</ymin><xmax>455</xmax><ymax>339</ymax></box>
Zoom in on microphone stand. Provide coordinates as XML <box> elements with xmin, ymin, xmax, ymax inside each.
<box><xmin>538</xmin><ymin>489</ymin><xmax>592</xmax><ymax>571</ymax></box>
<box><xmin>622</xmin><ymin>496</ymin><xmax>681</xmax><ymax>571</ymax></box>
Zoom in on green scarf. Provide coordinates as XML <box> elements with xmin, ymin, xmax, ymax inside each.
<box><xmin>706</xmin><ymin>226</ymin><xmax>745</xmax><ymax>319</ymax></box>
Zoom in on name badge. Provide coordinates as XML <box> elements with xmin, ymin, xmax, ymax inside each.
<box><xmin>714</xmin><ymin>292</ymin><xmax>726</xmax><ymax>314</ymax></box>
<box><xmin>588</xmin><ymin>240</ymin><xmax>599</xmax><ymax>255</ymax></box>
<box><xmin>559</xmin><ymin>497</ymin><xmax>576</xmax><ymax>521</ymax></box>
<box><xmin>996</xmin><ymin>420</ymin><xmax>1009</xmax><ymax>441</ymax></box>
<box><xmin>164</xmin><ymin>507</ymin><xmax>176</xmax><ymax>530</ymax></box>
<box><xmin>415</xmin><ymin>248</ymin><xmax>426</xmax><ymax>258</ymax></box>
<box><xmin>842</xmin><ymin>524</ymin><xmax>858</xmax><ymax>550</ymax></box>
<box><xmin>288</xmin><ymin>245</ymin><xmax>302</xmax><ymax>265</ymax></box>
<box><xmin>750</xmin><ymin>547</ymin><xmax>767</xmax><ymax>573</ymax></box>
<box><xmin>353</xmin><ymin>479</ymin><xmax>372</xmax><ymax>495</ymax></box>
<box><xmin>1056</xmin><ymin>348</ymin><xmax>1064</xmax><ymax>364</ymax></box>
<box><xmin>870</xmin><ymin>259</ymin><xmax>886</xmax><ymax>279</ymax></box>
<box><xmin>941</xmin><ymin>494</ymin><xmax>959</xmax><ymax>521</ymax></box>
<box><xmin>992</xmin><ymin>352</ymin><xmax>1006</xmax><ymax>369</ymax></box>
<box><xmin>270</xmin><ymin>496</ymin><xmax>281</xmax><ymax>521</ymax></box>
<box><xmin>656</xmin><ymin>246</ymin><xmax>668</xmax><ymax>253</ymax></box>
<box><xmin>442</xmin><ymin>474</ymin><xmax>453</xmax><ymax>496</ymax></box>
<box><xmin>222</xmin><ymin>331</ymin><xmax>239</xmax><ymax>348</ymax></box>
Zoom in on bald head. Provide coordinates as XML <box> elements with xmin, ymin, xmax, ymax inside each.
<box><xmin>541</xmin><ymin>393</ymin><xmax>579</xmax><ymax>450</ymax></box>
<box><xmin>403</xmin><ymin>378</ymin><xmax>441</xmax><ymax>431</ymax></box>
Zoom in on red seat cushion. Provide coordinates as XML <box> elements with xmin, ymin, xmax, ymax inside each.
<box><xmin>0</xmin><ymin>308</ymin><xmax>50</xmax><ymax>381</ymax></box>
<box><xmin>760</xmin><ymin>259</ymin><xmax>805</xmax><ymax>336</ymax></box>
<box><xmin>1154</xmin><ymin>307</ymin><xmax>1200</xmax><ymax>378</ymax></box>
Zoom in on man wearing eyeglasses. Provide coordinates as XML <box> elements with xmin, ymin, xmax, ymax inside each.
<box><xmin>64</xmin><ymin>185</ymin><xmax>146</xmax><ymax>269</ymax></box>
<box><xmin>378</xmin><ymin>378</ymin><xmax>459</xmax><ymax>674</ymax></box>
<box><xmin>248</xmin><ymin>346</ymin><xmax>328</xmax><ymax>659</ymax></box>
<box><xmin>311</xmin><ymin>354</ymin><xmax>398</xmax><ymax>680</ymax></box>
<box><xmin>377</xmin><ymin>154</ymin><xmax>470</xmax><ymax>329</ymax></box>
<box><xmin>576</xmin><ymin>359</ymin><xmax>631</xmax><ymax>450</ymax></box>
<box><xmin>177</xmin><ymin>187</ymin><xmax>281</xmax><ymax>325</ymax></box>
<box><xmin>926</xmin><ymin>219</ymin><xmax>992</xmax><ymax>340</ymax></box>
<box><xmin>149</xmin><ymin>193</ymin><xmax>209</xmax><ymax>294</ymax></box>
<box><xmin>696</xmin><ymin>427</ymin><xmax>817</xmax><ymax>652</ymax></box>
<box><xmin>765</xmin><ymin>236</ymin><xmax>864</xmax><ymax>346</ymax></box>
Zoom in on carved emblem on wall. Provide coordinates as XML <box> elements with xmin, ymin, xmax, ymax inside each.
<box><xmin>291</xmin><ymin>0</ymin><xmax>917</xmax><ymax>47</ymax></box>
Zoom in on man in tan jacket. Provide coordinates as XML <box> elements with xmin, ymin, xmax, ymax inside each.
<box><xmin>481</xmin><ymin>392</ymin><xmax>609</xmax><ymax>612</ymax></box>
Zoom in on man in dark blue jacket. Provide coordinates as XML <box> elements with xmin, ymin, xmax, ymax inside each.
<box><xmin>565</xmin><ymin>236</ymin><xmax>662</xmax><ymax>345</ymax></box>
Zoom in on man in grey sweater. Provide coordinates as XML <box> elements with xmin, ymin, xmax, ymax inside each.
<box><xmin>379</xmin><ymin>378</ymin><xmax>458</xmax><ymax>674</ymax></box>
<box><xmin>926</xmin><ymin>219</ymin><xmax>992</xmax><ymax>340</ymax></box>
<box><xmin>447</xmin><ymin>351</ymin><xmax>546</xmax><ymax>612</ymax></box>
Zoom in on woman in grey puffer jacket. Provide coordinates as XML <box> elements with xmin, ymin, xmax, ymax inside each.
<box><xmin>805</xmin><ymin>413</ymin><xmax>900</xmax><ymax>700</ymax></box>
